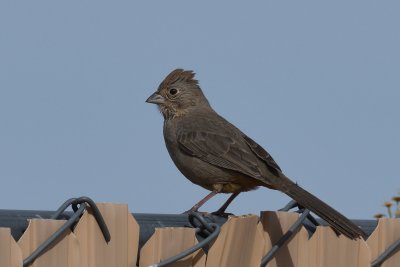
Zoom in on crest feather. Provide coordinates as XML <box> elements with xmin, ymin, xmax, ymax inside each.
<box><xmin>159</xmin><ymin>69</ymin><xmax>198</xmax><ymax>89</ymax></box>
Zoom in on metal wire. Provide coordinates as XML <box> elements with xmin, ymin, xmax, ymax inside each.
<box><xmin>23</xmin><ymin>203</ymin><xmax>86</xmax><ymax>267</ymax></box>
<box><xmin>23</xmin><ymin>196</ymin><xmax>111</xmax><ymax>267</ymax></box>
<box><xmin>371</xmin><ymin>238</ymin><xmax>400</xmax><ymax>267</ymax></box>
<box><xmin>260</xmin><ymin>209</ymin><xmax>310</xmax><ymax>267</ymax></box>
<box><xmin>188</xmin><ymin>211</ymin><xmax>217</xmax><ymax>236</ymax></box>
<box><xmin>278</xmin><ymin>200</ymin><xmax>298</xmax><ymax>211</ymax></box>
<box><xmin>51</xmin><ymin>196</ymin><xmax>111</xmax><ymax>242</ymax></box>
<box><xmin>278</xmin><ymin>199</ymin><xmax>319</xmax><ymax>233</ymax></box>
<box><xmin>150</xmin><ymin>212</ymin><xmax>221</xmax><ymax>267</ymax></box>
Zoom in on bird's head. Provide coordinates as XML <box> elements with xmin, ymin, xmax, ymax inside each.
<box><xmin>146</xmin><ymin>69</ymin><xmax>210</xmax><ymax>119</ymax></box>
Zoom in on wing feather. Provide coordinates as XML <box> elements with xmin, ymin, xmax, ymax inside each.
<box><xmin>241</xmin><ymin>134</ymin><xmax>282</xmax><ymax>176</ymax></box>
<box><xmin>177</xmin><ymin>130</ymin><xmax>262</xmax><ymax>178</ymax></box>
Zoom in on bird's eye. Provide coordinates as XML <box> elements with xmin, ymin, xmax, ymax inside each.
<box><xmin>169</xmin><ymin>88</ymin><xmax>178</xmax><ymax>95</ymax></box>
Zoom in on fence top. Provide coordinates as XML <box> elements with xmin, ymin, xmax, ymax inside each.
<box><xmin>0</xmin><ymin>209</ymin><xmax>377</xmax><ymax>248</ymax></box>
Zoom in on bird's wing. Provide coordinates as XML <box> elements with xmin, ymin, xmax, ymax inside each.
<box><xmin>177</xmin><ymin>129</ymin><xmax>264</xmax><ymax>179</ymax></box>
<box><xmin>241</xmin><ymin>133</ymin><xmax>282</xmax><ymax>176</ymax></box>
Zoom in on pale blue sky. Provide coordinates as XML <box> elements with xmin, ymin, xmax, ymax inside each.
<box><xmin>0</xmin><ymin>1</ymin><xmax>399</xmax><ymax>219</ymax></box>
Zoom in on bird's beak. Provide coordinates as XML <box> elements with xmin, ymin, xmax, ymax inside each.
<box><xmin>146</xmin><ymin>92</ymin><xmax>166</xmax><ymax>104</ymax></box>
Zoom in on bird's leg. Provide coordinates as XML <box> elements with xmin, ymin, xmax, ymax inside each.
<box><xmin>183</xmin><ymin>190</ymin><xmax>218</xmax><ymax>213</ymax></box>
<box><xmin>211</xmin><ymin>192</ymin><xmax>240</xmax><ymax>216</ymax></box>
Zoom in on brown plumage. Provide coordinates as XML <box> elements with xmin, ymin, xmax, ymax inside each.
<box><xmin>160</xmin><ymin>69</ymin><xmax>199</xmax><ymax>87</ymax></box>
<box><xmin>146</xmin><ymin>68</ymin><xmax>367</xmax><ymax>240</ymax></box>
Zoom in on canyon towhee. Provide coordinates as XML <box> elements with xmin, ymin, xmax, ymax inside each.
<box><xmin>146</xmin><ymin>69</ymin><xmax>366</xmax><ymax>239</ymax></box>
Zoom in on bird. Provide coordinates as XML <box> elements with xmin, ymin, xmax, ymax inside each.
<box><xmin>146</xmin><ymin>68</ymin><xmax>366</xmax><ymax>240</ymax></box>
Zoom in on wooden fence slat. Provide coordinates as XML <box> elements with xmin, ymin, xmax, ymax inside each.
<box><xmin>17</xmin><ymin>219</ymin><xmax>80</xmax><ymax>267</ymax></box>
<box><xmin>206</xmin><ymin>215</ymin><xmax>264</xmax><ymax>267</ymax></box>
<box><xmin>139</xmin><ymin>227</ymin><xmax>206</xmax><ymax>267</ymax></box>
<box><xmin>2</xmin><ymin>205</ymin><xmax>399</xmax><ymax>267</ymax></box>
<box><xmin>0</xmin><ymin>228</ymin><xmax>22</xmax><ymax>267</ymax></box>
<box><xmin>367</xmin><ymin>218</ymin><xmax>400</xmax><ymax>267</ymax></box>
<box><xmin>128</xmin><ymin>213</ymin><xmax>140</xmax><ymax>267</ymax></box>
<box><xmin>259</xmin><ymin>211</ymin><xmax>371</xmax><ymax>267</ymax></box>
<box><xmin>307</xmin><ymin>226</ymin><xmax>370</xmax><ymax>267</ymax></box>
<box><xmin>259</xmin><ymin>211</ymin><xmax>310</xmax><ymax>267</ymax></box>
<box><xmin>74</xmin><ymin>203</ymin><xmax>140</xmax><ymax>267</ymax></box>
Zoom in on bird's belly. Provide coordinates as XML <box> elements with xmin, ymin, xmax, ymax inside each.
<box><xmin>167</xmin><ymin>146</ymin><xmax>259</xmax><ymax>193</ymax></box>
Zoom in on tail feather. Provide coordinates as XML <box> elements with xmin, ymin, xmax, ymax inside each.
<box><xmin>281</xmin><ymin>179</ymin><xmax>366</xmax><ymax>240</ymax></box>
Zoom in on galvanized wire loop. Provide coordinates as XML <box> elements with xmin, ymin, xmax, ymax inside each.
<box><xmin>51</xmin><ymin>196</ymin><xmax>111</xmax><ymax>242</ymax></box>
<box><xmin>23</xmin><ymin>203</ymin><xmax>86</xmax><ymax>267</ymax></box>
<box><xmin>188</xmin><ymin>212</ymin><xmax>215</xmax><ymax>234</ymax></box>
<box><xmin>371</xmin><ymin>238</ymin><xmax>400</xmax><ymax>267</ymax></box>
<box><xmin>74</xmin><ymin>196</ymin><xmax>111</xmax><ymax>242</ymax></box>
<box><xmin>51</xmin><ymin>197</ymin><xmax>76</xmax><ymax>219</ymax></box>
<box><xmin>23</xmin><ymin>196</ymin><xmax>111</xmax><ymax>267</ymax></box>
<box><xmin>150</xmin><ymin>212</ymin><xmax>221</xmax><ymax>267</ymax></box>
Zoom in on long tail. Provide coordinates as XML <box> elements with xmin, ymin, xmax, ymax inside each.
<box><xmin>279</xmin><ymin>177</ymin><xmax>367</xmax><ymax>240</ymax></box>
